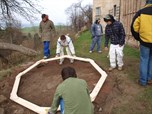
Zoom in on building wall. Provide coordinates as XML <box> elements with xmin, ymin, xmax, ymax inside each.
<box><xmin>93</xmin><ymin>0</ymin><xmax>146</xmax><ymax>47</ymax></box>
<box><xmin>121</xmin><ymin>0</ymin><xmax>146</xmax><ymax>46</ymax></box>
<box><xmin>93</xmin><ymin>0</ymin><xmax>120</xmax><ymax>31</ymax></box>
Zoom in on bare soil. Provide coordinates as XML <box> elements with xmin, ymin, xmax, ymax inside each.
<box><xmin>18</xmin><ymin>59</ymin><xmax>100</xmax><ymax>107</ymax></box>
<box><xmin>0</xmin><ymin>59</ymin><xmax>102</xmax><ymax>114</ymax></box>
<box><xmin>0</xmin><ymin>58</ymin><xmax>144</xmax><ymax>114</ymax></box>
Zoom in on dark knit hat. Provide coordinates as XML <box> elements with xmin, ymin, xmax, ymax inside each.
<box><xmin>104</xmin><ymin>14</ymin><xmax>115</xmax><ymax>23</ymax></box>
<box><xmin>146</xmin><ymin>0</ymin><xmax>152</xmax><ymax>4</ymax></box>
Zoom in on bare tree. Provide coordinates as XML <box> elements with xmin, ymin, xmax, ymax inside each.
<box><xmin>0</xmin><ymin>0</ymin><xmax>41</xmax><ymax>27</ymax></box>
<box><xmin>65</xmin><ymin>1</ymin><xmax>92</xmax><ymax>32</ymax></box>
<box><xmin>66</xmin><ymin>3</ymin><xmax>78</xmax><ymax>32</ymax></box>
<box><xmin>0</xmin><ymin>0</ymin><xmax>41</xmax><ymax>63</ymax></box>
<box><xmin>79</xmin><ymin>4</ymin><xmax>92</xmax><ymax>25</ymax></box>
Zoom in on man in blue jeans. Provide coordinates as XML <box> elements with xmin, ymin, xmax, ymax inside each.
<box><xmin>90</xmin><ymin>18</ymin><xmax>103</xmax><ymax>53</ymax></box>
<box><xmin>39</xmin><ymin>14</ymin><xmax>55</xmax><ymax>59</ymax></box>
<box><xmin>131</xmin><ymin>0</ymin><xmax>152</xmax><ymax>86</ymax></box>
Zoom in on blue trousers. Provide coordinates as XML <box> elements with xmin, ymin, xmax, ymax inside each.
<box><xmin>139</xmin><ymin>45</ymin><xmax>152</xmax><ymax>85</ymax></box>
<box><xmin>43</xmin><ymin>41</ymin><xmax>50</xmax><ymax>57</ymax></box>
<box><xmin>60</xmin><ymin>98</ymin><xmax>64</xmax><ymax>114</ymax></box>
<box><xmin>90</xmin><ymin>36</ymin><xmax>102</xmax><ymax>52</ymax></box>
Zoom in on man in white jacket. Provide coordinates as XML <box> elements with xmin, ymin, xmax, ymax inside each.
<box><xmin>56</xmin><ymin>35</ymin><xmax>76</xmax><ymax>65</ymax></box>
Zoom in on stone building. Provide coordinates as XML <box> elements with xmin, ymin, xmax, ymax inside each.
<box><xmin>93</xmin><ymin>0</ymin><xmax>120</xmax><ymax>30</ymax></box>
<box><xmin>93</xmin><ymin>0</ymin><xmax>146</xmax><ymax>46</ymax></box>
<box><xmin>121</xmin><ymin>0</ymin><xmax>146</xmax><ymax>46</ymax></box>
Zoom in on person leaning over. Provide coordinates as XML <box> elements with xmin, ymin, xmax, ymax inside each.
<box><xmin>104</xmin><ymin>14</ymin><xmax>125</xmax><ymax>71</ymax></box>
<box><xmin>131</xmin><ymin>0</ymin><xmax>152</xmax><ymax>86</ymax></box>
<box><xmin>56</xmin><ymin>35</ymin><xmax>76</xmax><ymax>65</ymax></box>
<box><xmin>48</xmin><ymin>66</ymin><xmax>94</xmax><ymax>114</ymax></box>
<box><xmin>39</xmin><ymin>14</ymin><xmax>55</xmax><ymax>59</ymax></box>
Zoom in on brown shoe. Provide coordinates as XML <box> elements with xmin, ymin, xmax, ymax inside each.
<box><xmin>147</xmin><ymin>80</ymin><xmax>152</xmax><ymax>84</ymax></box>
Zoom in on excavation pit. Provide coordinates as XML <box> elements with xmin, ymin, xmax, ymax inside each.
<box><xmin>10</xmin><ymin>55</ymin><xmax>107</xmax><ymax>114</ymax></box>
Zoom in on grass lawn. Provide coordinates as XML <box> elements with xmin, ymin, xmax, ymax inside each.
<box><xmin>21</xmin><ymin>25</ymin><xmax>68</xmax><ymax>36</ymax></box>
<box><xmin>0</xmin><ymin>30</ymin><xmax>152</xmax><ymax>114</ymax></box>
<box><xmin>21</xmin><ymin>26</ymin><xmax>39</xmax><ymax>35</ymax></box>
<box><xmin>74</xmin><ymin>30</ymin><xmax>152</xmax><ymax>114</ymax></box>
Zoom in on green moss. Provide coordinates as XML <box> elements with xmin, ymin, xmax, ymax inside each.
<box><xmin>0</xmin><ymin>69</ymin><xmax>12</xmax><ymax>80</ymax></box>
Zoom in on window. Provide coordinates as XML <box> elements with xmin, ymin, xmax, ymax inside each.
<box><xmin>96</xmin><ymin>7</ymin><xmax>101</xmax><ymax>16</ymax></box>
<box><xmin>114</xmin><ymin>5</ymin><xmax>117</xmax><ymax>16</ymax></box>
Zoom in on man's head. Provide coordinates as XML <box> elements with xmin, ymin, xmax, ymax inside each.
<box><xmin>104</xmin><ymin>14</ymin><xmax>115</xmax><ymax>25</ymax></box>
<box><xmin>61</xmin><ymin>66</ymin><xmax>77</xmax><ymax>80</ymax></box>
<box><xmin>41</xmin><ymin>14</ymin><xmax>48</xmax><ymax>22</ymax></box>
<box><xmin>146</xmin><ymin>0</ymin><xmax>152</xmax><ymax>4</ymax></box>
<box><xmin>60</xmin><ymin>35</ymin><xmax>66</xmax><ymax>42</ymax></box>
<box><xmin>95</xmin><ymin>18</ymin><xmax>101</xmax><ymax>24</ymax></box>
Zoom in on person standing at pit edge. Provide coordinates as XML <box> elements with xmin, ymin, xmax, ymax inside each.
<box><xmin>39</xmin><ymin>14</ymin><xmax>55</xmax><ymax>59</ymax></box>
<box><xmin>104</xmin><ymin>14</ymin><xmax>125</xmax><ymax>71</ymax></box>
<box><xmin>89</xmin><ymin>18</ymin><xmax>103</xmax><ymax>53</ymax></box>
<box><xmin>131</xmin><ymin>0</ymin><xmax>152</xmax><ymax>86</ymax></box>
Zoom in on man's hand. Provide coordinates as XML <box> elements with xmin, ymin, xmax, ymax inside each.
<box><xmin>104</xmin><ymin>47</ymin><xmax>109</xmax><ymax>51</ymax></box>
<box><xmin>39</xmin><ymin>34</ymin><xmax>42</xmax><ymax>38</ymax></box>
<box><xmin>92</xmin><ymin>35</ymin><xmax>95</xmax><ymax>39</ymax></box>
<box><xmin>56</xmin><ymin>53</ymin><xmax>60</xmax><ymax>57</ymax></box>
<box><xmin>72</xmin><ymin>54</ymin><xmax>76</xmax><ymax>57</ymax></box>
<box><xmin>45</xmin><ymin>109</ymin><xmax>51</xmax><ymax>114</ymax></box>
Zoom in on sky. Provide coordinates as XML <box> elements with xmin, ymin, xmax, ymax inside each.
<box><xmin>21</xmin><ymin>0</ymin><xmax>92</xmax><ymax>27</ymax></box>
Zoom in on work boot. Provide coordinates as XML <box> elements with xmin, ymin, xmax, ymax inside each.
<box><xmin>43</xmin><ymin>56</ymin><xmax>47</xmax><ymax>59</ymax></box>
<box><xmin>108</xmin><ymin>67</ymin><xmax>115</xmax><ymax>71</ymax></box>
<box><xmin>98</xmin><ymin>51</ymin><xmax>102</xmax><ymax>53</ymax></box>
<box><xmin>147</xmin><ymin>80</ymin><xmax>152</xmax><ymax>84</ymax></box>
<box><xmin>118</xmin><ymin>67</ymin><xmax>123</xmax><ymax>71</ymax></box>
<box><xmin>137</xmin><ymin>80</ymin><xmax>147</xmax><ymax>87</ymax></box>
<box><xmin>89</xmin><ymin>51</ymin><xmax>93</xmax><ymax>53</ymax></box>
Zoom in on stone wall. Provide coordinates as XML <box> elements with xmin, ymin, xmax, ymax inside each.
<box><xmin>93</xmin><ymin>0</ymin><xmax>120</xmax><ymax>32</ymax></box>
<box><xmin>93</xmin><ymin>0</ymin><xmax>147</xmax><ymax>47</ymax></box>
<box><xmin>121</xmin><ymin>0</ymin><xmax>146</xmax><ymax>47</ymax></box>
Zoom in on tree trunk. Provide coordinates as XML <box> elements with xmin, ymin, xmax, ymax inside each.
<box><xmin>0</xmin><ymin>42</ymin><xmax>38</xmax><ymax>56</ymax></box>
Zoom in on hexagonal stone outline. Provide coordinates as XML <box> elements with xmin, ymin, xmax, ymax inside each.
<box><xmin>10</xmin><ymin>55</ymin><xmax>107</xmax><ymax>114</ymax></box>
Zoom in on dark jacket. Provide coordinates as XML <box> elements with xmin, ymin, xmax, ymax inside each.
<box><xmin>105</xmin><ymin>21</ymin><xmax>125</xmax><ymax>47</ymax></box>
<box><xmin>91</xmin><ymin>21</ymin><xmax>103</xmax><ymax>38</ymax></box>
<box><xmin>131</xmin><ymin>4</ymin><xmax>152</xmax><ymax>48</ymax></box>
